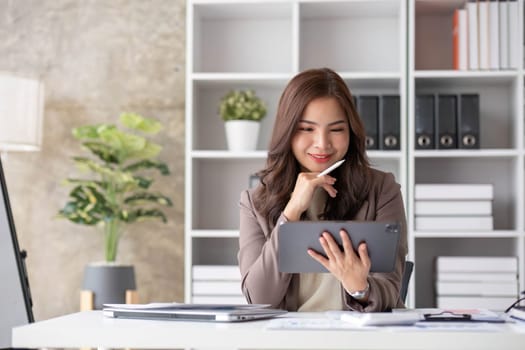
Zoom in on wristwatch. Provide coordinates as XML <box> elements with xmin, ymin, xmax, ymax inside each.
<box><xmin>348</xmin><ymin>282</ymin><xmax>370</xmax><ymax>300</ymax></box>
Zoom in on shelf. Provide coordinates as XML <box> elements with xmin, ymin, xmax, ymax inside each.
<box><xmin>187</xmin><ymin>0</ymin><xmax>525</xmax><ymax>309</ymax></box>
<box><xmin>410</xmin><ymin>0</ymin><xmax>525</xmax><ymax>308</ymax></box>
<box><xmin>192</xmin><ymin>73</ymin><xmax>292</xmax><ymax>85</ymax></box>
<box><xmin>413</xmin><ymin>149</ymin><xmax>521</xmax><ymax>158</ymax></box>
<box><xmin>301</xmin><ymin>1</ymin><xmax>400</xmax><ymax>19</ymax></box>
<box><xmin>299</xmin><ymin>0</ymin><xmax>402</xmax><ymax>72</ymax></box>
<box><xmin>192</xmin><ymin>230</ymin><xmax>239</xmax><ymax>238</ymax></box>
<box><xmin>193</xmin><ymin>150</ymin><xmax>403</xmax><ymax>160</ymax></box>
<box><xmin>192</xmin><ymin>150</ymin><xmax>268</xmax><ymax>159</ymax></box>
<box><xmin>414</xmin><ymin>230</ymin><xmax>523</xmax><ymax>238</ymax></box>
<box><xmin>413</xmin><ymin>81</ymin><xmax>519</xmax><ymax>149</ymax></box>
<box><xmin>367</xmin><ymin>150</ymin><xmax>403</xmax><ymax>159</ymax></box>
<box><xmin>192</xmin><ymin>2</ymin><xmax>292</xmax><ymax>73</ymax></box>
<box><xmin>415</xmin><ymin>0</ymin><xmax>466</xmax><ymax>15</ymax></box>
<box><xmin>414</xmin><ymin>70</ymin><xmax>518</xmax><ymax>82</ymax></box>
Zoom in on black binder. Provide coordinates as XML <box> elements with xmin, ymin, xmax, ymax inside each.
<box><xmin>357</xmin><ymin>96</ymin><xmax>379</xmax><ymax>150</ymax></box>
<box><xmin>436</xmin><ymin>94</ymin><xmax>457</xmax><ymax>149</ymax></box>
<box><xmin>458</xmin><ymin>94</ymin><xmax>480</xmax><ymax>149</ymax></box>
<box><xmin>379</xmin><ymin>95</ymin><xmax>400</xmax><ymax>150</ymax></box>
<box><xmin>415</xmin><ymin>94</ymin><xmax>435</xmax><ymax>149</ymax></box>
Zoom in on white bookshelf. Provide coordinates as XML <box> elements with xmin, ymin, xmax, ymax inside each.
<box><xmin>186</xmin><ymin>0</ymin><xmax>404</xmax><ymax>305</ymax></box>
<box><xmin>407</xmin><ymin>0</ymin><xmax>525</xmax><ymax>308</ymax></box>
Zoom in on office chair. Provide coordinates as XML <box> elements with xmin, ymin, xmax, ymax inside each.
<box><xmin>400</xmin><ymin>261</ymin><xmax>414</xmax><ymax>304</ymax></box>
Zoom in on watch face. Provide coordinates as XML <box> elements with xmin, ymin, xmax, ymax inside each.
<box><xmin>349</xmin><ymin>282</ymin><xmax>369</xmax><ymax>300</ymax></box>
<box><xmin>350</xmin><ymin>291</ymin><xmax>366</xmax><ymax>300</ymax></box>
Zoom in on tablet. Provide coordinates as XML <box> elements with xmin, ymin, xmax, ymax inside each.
<box><xmin>278</xmin><ymin>221</ymin><xmax>400</xmax><ymax>273</ymax></box>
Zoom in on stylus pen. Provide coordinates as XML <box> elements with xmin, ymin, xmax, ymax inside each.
<box><xmin>317</xmin><ymin>159</ymin><xmax>345</xmax><ymax>177</ymax></box>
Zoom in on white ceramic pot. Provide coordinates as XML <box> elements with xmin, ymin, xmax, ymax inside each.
<box><xmin>224</xmin><ymin>120</ymin><xmax>260</xmax><ymax>151</ymax></box>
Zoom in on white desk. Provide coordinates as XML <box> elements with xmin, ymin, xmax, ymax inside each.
<box><xmin>12</xmin><ymin>311</ymin><xmax>525</xmax><ymax>350</ymax></box>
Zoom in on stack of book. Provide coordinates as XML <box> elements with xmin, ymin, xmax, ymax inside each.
<box><xmin>453</xmin><ymin>0</ymin><xmax>519</xmax><ymax>70</ymax></box>
<box><xmin>435</xmin><ymin>256</ymin><xmax>518</xmax><ymax>311</ymax></box>
<box><xmin>414</xmin><ymin>184</ymin><xmax>494</xmax><ymax>231</ymax></box>
<box><xmin>191</xmin><ymin>265</ymin><xmax>246</xmax><ymax>304</ymax></box>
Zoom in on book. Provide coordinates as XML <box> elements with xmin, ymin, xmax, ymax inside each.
<box><xmin>379</xmin><ymin>95</ymin><xmax>400</xmax><ymax>150</ymax></box>
<box><xmin>467</xmin><ymin>0</ymin><xmax>479</xmax><ymax>70</ymax></box>
<box><xmin>453</xmin><ymin>9</ymin><xmax>468</xmax><ymax>70</ymax></box>
<box><xmin>436</xmin><ymin>94</ymin><xmax>457</xmax><ymax>149</ymax></box>
<box><xmin>192</xmin><ymin>281</ymin><xmax>243</xmax><ymax>295</ymax></box>
<box><xmin>357</xmin><ymin>96</ymin><xmax>379</xmax><ymax>150</ymax></box>
<box><xmin>414</xmin><ymin>184</ymin><xmax>493</xmax><ymax>200</ymax></box>
<box><xmin>414</xmin><ymin>200</ymin><xmax>492</xmax><ymax>216</ymax></box>
<box><xmin>508</xmin><ymin>306</ymin><xmax>525</xmax><ymax>321</ymax></box>
<box><xmin>437</xmin><ymin>271</ymin><xmax>517</xmax><ymax>282</ymax></box>
<box><xmin>508</xmin><ymin>0</ymin><xmax>519</xmax><ymax>68</ymax></box>
<box><xmin>499</xmin><ymin>0</ymin><xmax>509</xmax><ymax>68</ymax></box>
<box><xmin>437</xmin><ymin>296</ymin><xmax>517</xmax><ymax>311</ymax></box>
<box><xmin>435</xmin><ymin>256</ymin><xmax>518</xmax><ymax>272</ymax></box>
<box><xmin>415</xmin><ymin>216</ymin><xmax>493</xmax><ymax>231</ymax></box>
<box><xmin>458</xmin><ymin>94</ymin><xmax>480</xmax><ymax>149</ymax></box>
<box><xmin>191</xmin><ymin>295</ymin><xmax>247</xmax><ymax>304</ymax></box>
<box><xmin>415</xmin><ymin>95</ymin><xmax>435</xmax><ymax>149</ymax></box>
<box><xmin>478</xmin><ymin>0</ymin><xmax>490</xmax><ymax>69</ymax></box>
<box><xmin>488</xmin><ymin>0</ymin><xmax>499</xmax><ymax>69</ymax></box>
<box><xmin>436</xmin><ymin>281</ymin><xmax>518</xmax><ymax>297</ymax></box>
<box><xmin>192</xmin><ymin>265</ymin><xmax>241</xmax><ymax>281</ymax></box>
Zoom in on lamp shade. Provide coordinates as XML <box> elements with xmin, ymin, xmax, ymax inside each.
<box><xmin>0</xmin><ymin>74</ymin><xmax>44</xmax><ymax>152</ymax></box>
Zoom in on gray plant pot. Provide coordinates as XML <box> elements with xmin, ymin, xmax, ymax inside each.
<box><xmin>82</xmin><ymin>263</ymin><xmax>136</xmax><ymax>310</ymax></box>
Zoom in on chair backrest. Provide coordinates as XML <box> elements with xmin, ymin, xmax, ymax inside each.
<box><xmin>400</xmin><ymin>260</ymin><xmax>414</xmax><ymax>304</ymax></box>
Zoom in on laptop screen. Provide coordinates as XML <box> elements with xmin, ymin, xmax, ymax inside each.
<box><xmin>0</xmin><ymin>158</ymin><xmax>33</xmax><ymax>348</ymax></box>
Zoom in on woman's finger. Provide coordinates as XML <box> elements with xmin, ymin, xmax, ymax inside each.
<box><xmin>318</xmin><ymin>235</ymin><xmax>337</xmax><ymax>263</ymax></box>
<box><xmin>307</xmin><ymin>249</ymin><xmax>330</xmax><ymax>270</ymax></box>
<box><xmin>358</xmin><ymin>242</ymin><xmax>371</xmax><ymax>270</ymax></box>
<box><xmin>339</xmin><ymin>229</ymin><xmax>354</xmax><ymax>255</ymax></box>
<box><xmin>321</xmin><ymin>232</ymin><xmax>344</xmax><ymax>261</ymax></box>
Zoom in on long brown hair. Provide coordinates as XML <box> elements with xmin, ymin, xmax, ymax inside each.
<box><xmin>253</xmin><ymin>68</ymin><xmax>371</xmax><ymax>227</ymax></box>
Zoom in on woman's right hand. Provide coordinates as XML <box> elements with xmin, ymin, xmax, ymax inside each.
<box><xmin>283</xmin><ymin>172</ymin><xmax>337</xmax><ymax>221</ymax></box>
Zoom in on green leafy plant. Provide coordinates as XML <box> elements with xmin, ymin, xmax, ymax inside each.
<box><xmin>219</xmin><ymin>89</ymin><xmax>267</xmax><ymax>121</ymax></box>
<box><xmin>58</xmin><ymin>113</ymin><xmax>172</xmax><ymax>262</ymax></box>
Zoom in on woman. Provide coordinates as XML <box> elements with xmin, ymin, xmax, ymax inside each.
<box><xmin>238</xmin><ymin>68</ymin><xmax>407</xmax><ymax>312</ymax></box>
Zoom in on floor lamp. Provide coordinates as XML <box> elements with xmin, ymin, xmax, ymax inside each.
<box><xmin>0</xmin><ymin>73</ymin><xmax>44</xmax><ymax>161</ymax></box>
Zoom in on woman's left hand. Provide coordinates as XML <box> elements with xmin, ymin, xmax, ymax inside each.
<box><xmin>307</xmin><ymin>229</ymin><xmax>371</xmax><ymax>293</ymax></box>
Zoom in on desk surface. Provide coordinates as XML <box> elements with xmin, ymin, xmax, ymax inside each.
<box><xmin>12</xmin><ymin>311</ymin><xmax>525</xmax><ymax>350</ymax></box>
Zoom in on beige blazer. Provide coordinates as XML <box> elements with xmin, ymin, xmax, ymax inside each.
<box><xmin>238</xmin><ymin>168</ymin><xmax>408</xmax><ymax>312</ymax></box>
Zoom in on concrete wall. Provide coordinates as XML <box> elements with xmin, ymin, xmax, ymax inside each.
<box><xmin>0</xmin><ymin>0</ymin><xmax>185</xmax><ymax>320</ymax></box>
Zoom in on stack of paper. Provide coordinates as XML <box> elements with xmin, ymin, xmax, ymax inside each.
<box><xmin>192</xmin><ymin>265</ymin><xmax>246</xmax><ymax>304</ymax></box>
<box><xmin>414</xmin><ymin>184</ymin><xmax>494</xmax><ymax>231</ymax></box>
<box><xmin>435</xmin><ymin>256</ymin><xmax>518</xmax><ymax>311</ymax></box>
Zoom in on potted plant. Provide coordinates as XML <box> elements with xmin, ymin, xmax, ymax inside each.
<box><xmin>58</xmin><ymin>113</ymin><xmax>172</xmax><ymax>309</ymax></box>
<box><xmin>219</xmin><ymin>89</ymin><xmax>267</xmax><ymax>151</ymax></box>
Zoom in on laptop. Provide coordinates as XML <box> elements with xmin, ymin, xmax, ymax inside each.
<box><xmin>278</xmin><ymin>221</ymin><xmax>400</xmax><ymax>273</ymax></box>
<box><xmin>103</xmin><ymin>303</ymin><xmax>287</xmax><ymax>322</ymax></box>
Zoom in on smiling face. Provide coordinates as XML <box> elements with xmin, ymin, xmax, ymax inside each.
<box><xmin>291</xmin><ymin>96</ymin><xmax>350</xmax><ymax>173</ymax></box>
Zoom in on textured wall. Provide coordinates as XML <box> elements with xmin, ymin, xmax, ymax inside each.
<box><xmin>0</xmin><ymin>0</ymin><xmax>185</xmax><ymax>320</ymax></box>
